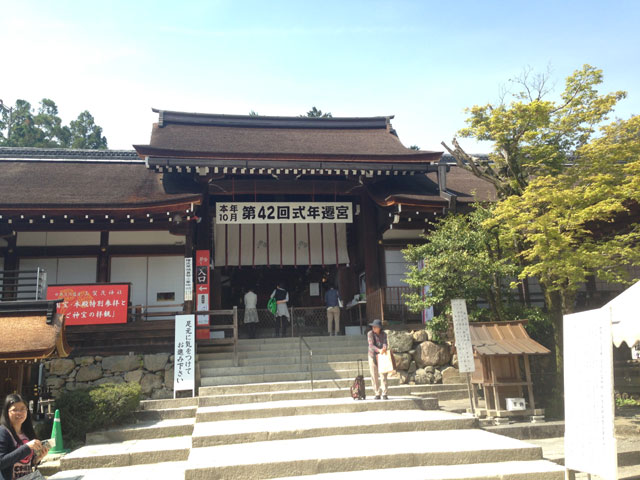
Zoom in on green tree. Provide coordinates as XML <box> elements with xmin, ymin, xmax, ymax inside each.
<box><xmin>409</xmin><ymin>145</ymin><xmax>420</xmax><ymax>151</ymax></box>
<box><xmin>0</xmin><ymin>98</ymin><xmax>108</xmax><ymax>149</ymax></box>
<box><xmin>68</xmin><ymin>111</ymin><xmax>108</xmax><ymax>149</ymax></box>
<box><xmin>302</xmin><ymin>106</ymin><xmax>332</xmax><ymax>118</ymax></box>
<box><xmin>442</xmin><ymin>65</ymin><xmax>626</xmax><ymax>198</ymax></box>
<box><xmin>403</xmin><ymin>205</ymin><xmax>520</xmax><ymax>322</ymax></box>
<box><xmin>488</xmin><ymin>115</ymin><xmax>640</xmax><ymax>414</ymax></box>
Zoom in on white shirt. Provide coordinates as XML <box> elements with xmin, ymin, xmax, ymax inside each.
<box><xmin>244</xmin><ymin>291</ymin><xmax>258</xmax><ymax>309</ymax></box>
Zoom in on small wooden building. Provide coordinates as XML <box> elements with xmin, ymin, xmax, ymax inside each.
<box><xmin>469</xmin><ymin>320</ymin><xmax>550</xmax><ymax>417</ymax></box>
<box><xmin>0</xmin><ymin>300</ymin><xmax>70</xmax><ymax>399</ymax></box>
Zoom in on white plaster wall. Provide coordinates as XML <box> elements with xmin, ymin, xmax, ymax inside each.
<box><xmin>384</xmin><ymin>249</ymin><xmax>410</xmax><ymax>287</ymax></box>
<box><xmin>17</xmin><ymin>232</ymin><xmax>100</xmax><ymax>246</ymax></box>
<box><xmin>110</xmin><ymin>256</ymin><xmax>148</xmax><ymax>306</ymax></box>
<box><xmin>109</xmin><ymin>231</ymin><xmax>185</xmax><ymax>246</ymax></box>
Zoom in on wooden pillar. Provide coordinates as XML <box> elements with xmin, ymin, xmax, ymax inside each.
<box><xmin>97</xmin><ymin>231</ymin><xmax>109</xmax><ymax>283</ymax></box>
<box><xmin>489</xmin><ymin>356</ymin><xmax>500</xmax><ymax>415</ymax></box>
<box><xmin>212</xmin><ymin>268</ymin><xmax>222</xmax><ymax>309</ymax></box>
<box><xmin>2</xmin><ymin>234</ymin><xmax>18</xmax><ymax>301</ymax></box>
<box><xmin>524</xmin><ymin>354</ymin><xmax>536</xmax><ymax>411</ymax></box>
<box><xmin>360</xmin><ymin>193</ymin><xmax>381</xmax><ymax>295</ymax></box>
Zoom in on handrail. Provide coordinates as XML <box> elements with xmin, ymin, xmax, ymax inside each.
<box><xmin>299</xmin><ymin>335</ymin><xmax>314</xmax><ymax>391</ymax></box>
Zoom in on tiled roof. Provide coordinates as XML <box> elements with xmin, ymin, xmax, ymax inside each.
<box><xmin>135</xmin><ymin>109</ymin><xmax>441</xmax><ymax>161</ymax></box>
<box><xmin>0</xmin><ymin>147</ymin><xmax>141</xmax><ymax>162</ymax></box>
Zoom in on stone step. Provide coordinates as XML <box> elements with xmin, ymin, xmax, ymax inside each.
<box><xmin>184</xmin><ymin>429</ymin><xmax>544</xmax><ymax>479</ymax></box>
<box><xmin>197</xmin><ymin>385</ymin><xmax>466</xmax><ymax>407</ymax></box>
<box><xmin>198</xmin><ymin>347</ymin><xmax>368</xmax><ymax>362</ymax></box>
<box><xmin>199</xmin><ymin>368</ymin><xmax>364</xmax><ymax>386</ymax></box>
<box><xmin>200</xmin><ymin>360</ymin><xmax>372</xmax><ymax>377</ymax></box>
<box><xmin>86</xmin><ymin>418</ymin><xmax>195</xmax><ymax>444</ymax></box>
<box><xmin>59</xmin><ymin>436</ymin><xmax>191</xmax><ymax>470</ymax></box>
<box><xmin>48</xmin><ymin>461</ymin><xmax>188</xmax><ymax>480</ymax></box>
<box><xmin>234</xmin><ymin>336</ymin><xmax>367</xmax><ymax>350</ymax></box>
<box><xmin>139</xmin><ymin>396</ymin><xmax>198</xmax><ymax>410</ymax></box>
<box><xmin>134</xmin><ymin>405</ymin><xmax>197</xmax><ymax>421</ymax></box>
<box><xmin>198</xmin><ymin>352</ymin><xmax>368</xmax><ymax>368</ymax></box>
<box><xmin>276</xmin><ymin>460</ymin><xmax>566</xmax><ymax>480</ymax></box>
<box><xmin>192</xmin><ymin>409</ymin><xmax>475</xmax><ymax>447</ymax></box>
<box><xmin>196</xmin><ymin>396</ymin><xmax>438</xmax><ymax>422</ymax></box>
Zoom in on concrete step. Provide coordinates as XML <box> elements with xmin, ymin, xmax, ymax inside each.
<box><xmin>200</xmin><ymin>359</ymin><xmax>368</xmax><ymax>377</ymax></box>
<box><xmin>184</xmin><ymin>429</ymin><xmax>544</xmax><ymax>479</ymax></box>
<box><xmin>196</xmin><ymin>396</ymin><xmax>438</xmax><ymax>422</ymax></box>
<box><xmin>276</xmin><ymin>460</ymin><xmax>566</xmax><ymax>480</ymax></box>
<box><xmin>198</xmin><ymin>352</ymin><xmax>368</xmax><ymax>368</ymax></box>
<box><xmin>86</xmin><ymin>418</ymin><xmax>195</xmax><ymax>444</ymax></box>
<box><xmin>484</xmin><ymin>420</ymin><xmax>565</xmax><ymax>440</ymax></box>
<box><xmin>234</xmin><ymin>336</ymin><xmax>367</xmax><ymax>350</ymax></box>
<box><xmin>59</xmin><ymin>436</ymin><xmax>191</xmax><ymax>470</ymax></box>
<box><xmin>192</xmin><ymin>409</ymin><xmax>475</xmax><ymax>447</ymax></box>
<box><xmin>139</xmin><ymin>396</ymin><xmax>198</xmax><ymax>410</ymax></box>
<box><xmin>49</xmin><ymin>461</ymin><xmax>188</xmax><ymax>480</ymax></box>
<box><xmin>134</xmin><ymin>405</ymin><xmax>197</xmax><ymax>421</ymax></box>
<box><xmin>197</xmin><ymin>384</ymin><xmax>466</xmax><ymax>407</ymax></box>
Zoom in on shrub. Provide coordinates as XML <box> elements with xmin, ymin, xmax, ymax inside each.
<box><xmin>55</xmin><ymin>382</ymin><xmax>141</xmax><ymax>443</ymax></box>
<box><xmin>425</xmin><ymin>314</ymin><xmax>451</xmax><ymax>344</ymax></box>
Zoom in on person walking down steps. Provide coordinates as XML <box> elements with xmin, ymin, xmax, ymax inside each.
<box><xmin>324</xmin><ymin>285</ymin><xmax>341</xmax><ymax>336</ymax></box>
<box><xmin>271</xmin><ymin>282</ymin><xmax>290</xmax><ymax>337</ymax></box>
<box><xmin>367</xmin><ymin>319</ymin><xmax>389</xmax><ymax>400</ymax></box>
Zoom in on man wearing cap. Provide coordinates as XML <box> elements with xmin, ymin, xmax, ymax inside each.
<box><xmin>367</xmin><ymin>319</ymin><xmax>389</xmax><ymax>400</ymax></box>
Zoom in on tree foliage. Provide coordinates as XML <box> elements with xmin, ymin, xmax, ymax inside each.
<box><xmin>0</xmin><ymin>98</ymin><xmax>107</xmax><ymax>149</ymax></box>
<box><xmin>403</xmin><ymin>205</ymin><xmax>520</xmax><ymax>322</ymax></box>
<box><xmin>302</xmin><ymin>106</ymin><xmax>332</xmax><ymax>118</ymax></box>
<box><xmin>442</xmin><ymin>65</ymin><xmax>626</xmax><ymax>197</ymax></box>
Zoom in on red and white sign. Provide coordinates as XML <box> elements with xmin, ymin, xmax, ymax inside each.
<box><xmin>195</xmin><ymin>250</ymin><xmax>210</xmax><ymax>339</ymax></box>
<box><xmin>47</xmin><ymin>284</ymin><xmax>129</xmax><ymax>325</ymax></box>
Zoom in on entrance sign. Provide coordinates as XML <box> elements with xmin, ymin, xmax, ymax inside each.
<box><xmin>216</xmin><ymin>202</ymin><xmax>353</xmax><ymax>224</ymax></box>
<box><xmin>184</xmin><ymin>257</ymin><xmax>193</xmax><ymax>302</ymax></box>
<box><xmin>47</xmin><ymin>284</ymin><xmax>129</xmax><ymax>325</ymax></box>
<box><xmin>174</xmin><ymin>314</ymin><xmax>195</xmax><ymax>398</ymax></box>
<box><xmin>564</xmin><ymin>309</ymin><xmax>617</xmax><ymax>480</ymax></box>
<box><xmin>195</xmin><ymin>250</ymin><xmax>210</xmax><ymax>340</ymax></box>
<box><xmin>450</xmin><ymin>299</ymin><xmax>475</xmax><ymax>373</ymax></box>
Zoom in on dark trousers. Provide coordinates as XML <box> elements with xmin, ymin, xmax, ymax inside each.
<box><xmin>275</xmin><ymin>315</ymin><xmax>289</xmax><ymax>337</ymax></box>
<box><xmin>247</xmin><ymin>323</ymin><xmax>257</xmax><ymax>339</ymax></box>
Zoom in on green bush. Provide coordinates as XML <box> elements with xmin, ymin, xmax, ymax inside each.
<box><xmin>425</xmin><ymin>314</ymin><xmax>451</xmax><ymax>344</ymax></box>
<box><xmin>55</xmin><ymin>382</ymin><xmax>141</xmax><ymax>443</ymax></box>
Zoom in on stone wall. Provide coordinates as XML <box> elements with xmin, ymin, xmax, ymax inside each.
<box><xmin>45</xmin><ymin>353</ymin><xmax>175</xmax><ymax>400</ymax></box>
<box><xmin>387</xmin><ymin>329</ymin><xmax>464</xmax><ymax>385</ymax></box>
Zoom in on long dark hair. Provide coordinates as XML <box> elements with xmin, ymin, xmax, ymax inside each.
<box><xmin>0</xmin><ymin>394</ymin><xmax>36</xmax><ymax>444</ymax></box>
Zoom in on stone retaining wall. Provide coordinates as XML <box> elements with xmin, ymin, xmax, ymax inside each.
<box><xmin>387</xmin><ymin>329</ymin><xmax>463</xmax><ymax>385</ymax></box>
<box><xmin>45</xmin><ymin>353</ymin><xmax>175</xmax><ymax>399</ymax></box>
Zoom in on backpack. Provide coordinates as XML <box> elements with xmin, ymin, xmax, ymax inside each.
<box><xmin>350</xmin><ymin>359</ymin><xmax>366</xmax><ymax>400</ymax></box>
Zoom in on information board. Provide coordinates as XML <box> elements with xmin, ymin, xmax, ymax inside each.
<box><xmin>47</xmin><ymin>284</ymin><xmax>129</xmax><ymax>325</ymax></box>
<box><xmin>184</xmin><ymin>257</ymin><xmax>193</xmax><ymax>302</ymax></box>
<box><xmin>174</xmin><ymin>314</ymin><xmax>195</xmax><ymax>398</ymax></box>
<box><xmin>216</xmin><ymin>202</ymin><xmax>353</xmax><ymax>224</ymax></box>
<box><xmin>450</xmin><ymin>299</ymin><xmax>475</xmax><ymax>373</ymax></box>
<box><xmin>564</xmin><ymin>309</ymin><xmax>617</xmax><ymax>480</ymax></box>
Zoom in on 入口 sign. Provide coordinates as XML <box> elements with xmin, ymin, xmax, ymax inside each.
<box><xmin>216</xmin><ymin>202</ymin><xmax>353</xmax><ymax>224</ymax></box>
<box><xmin>195</xmin><ymin>250</ymin><xmax>210</xmax><ymax>339</ymax></box>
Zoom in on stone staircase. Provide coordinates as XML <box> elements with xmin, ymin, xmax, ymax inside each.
<box><xmin>48</xmin><ymin>335</ymin><xmax>565</xmax><ymax>479</ymax></box>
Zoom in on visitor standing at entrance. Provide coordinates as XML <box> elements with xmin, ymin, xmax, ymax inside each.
<box><xmin>325</xmin><ymin>286</ymin><xmax>341</xmax><ymax>336</ymax></box>
<box><xmin>367</xmin><ymin>319</ymin><xmax>389</xmax><ymax>400</ymax></box>
<box><xmin>271</xmin><ymin>282</ymin><xmax>290</xmax><ymax>337</ymax></box>
<box><xmin>243</xmin><ymin>288</ymin><xmax>259</xmax><ymax>339</ymax></box>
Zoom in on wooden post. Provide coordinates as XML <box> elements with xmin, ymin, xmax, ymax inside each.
<box><xmin>466</xmin><ymin>372</ymin><xmax>476</xmax><ymax>416</ymax></box>
<box><xmin>360</xmin><ymin>194</ymin><xmax>381</xmax><ymax>297</ymax></box>
<box><xmin>232</xmin><ymin>306</ymin><xmax>238</xmax><ymax>367</ymax></box>
<box><xmin>489</xmin><ymin>356</ymin><xmax>501</xmax><ymax>415</ymax></box>
<box><xmin>97</xmin><ymin>231</ymin><xmax>109</xmax><ymax>283</ymax></box>
<box><xmin>524</xmin><ymin>354</ymin><xmax>536</xmax><ymax>411</ymax></box>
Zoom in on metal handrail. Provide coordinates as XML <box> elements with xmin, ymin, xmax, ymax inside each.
<box><xmin>299</xmin><ymin>335</ymin><xmax>314</xmax><ymax>391</ymax></box>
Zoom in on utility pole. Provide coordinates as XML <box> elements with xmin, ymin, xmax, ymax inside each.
<box><xmin>0</xmin><ymin>99</ymin><xmax>13</xmax><ymax>143</ymax></box>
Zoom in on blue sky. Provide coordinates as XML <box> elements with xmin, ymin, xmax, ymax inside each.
<box><xmin>1</xmin><ymin>0</ymin><xmax>638</xmax><ymax>151</ymax></box>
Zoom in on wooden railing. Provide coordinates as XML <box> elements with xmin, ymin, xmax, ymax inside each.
<box><xmin>195</xmin><ymin>307</ymin><xmax>239</xmax><ymax>367</ymax></box>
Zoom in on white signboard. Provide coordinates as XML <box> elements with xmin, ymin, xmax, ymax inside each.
<box><xmin>564</xmin><ymin>309</ymin><xmax>617</xmax><ymax>480</ymax></box>
<box><xmin>450</xmin><ymin>299</ymin><xmax>475</xmax><ymax>373</ymax></box>
<box><xmin>216</xmin><ymin>202</ymin><xmax>353</xmax><ymax>224</ymax></box>
<box><xmin>184</xmin><ymin>258</ymin><xmax>193</xmax><ymax>302</ymax></box>
<box><xmin>174</xmin><ymin>314</ymin><xmax>195</xmax><ymax>398</ymax></box>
